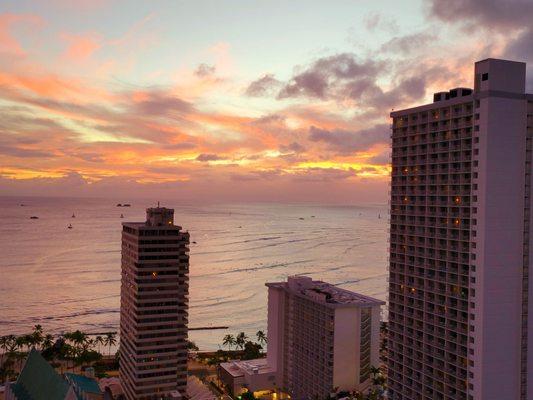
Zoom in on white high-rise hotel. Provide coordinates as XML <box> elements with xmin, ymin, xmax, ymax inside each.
<box><xmin>120</xmin><ymin>207</ymin><xmax>190</xmax><ymax>400</ymax></box>
<box><xmin>388</xmin><ymin>59</ymin><xmax>533</xmax><ymax>400</ymax></box>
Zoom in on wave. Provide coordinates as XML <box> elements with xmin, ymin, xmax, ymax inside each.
<box><xmin>194</xmin><ymin>259</ymin><xmax>312</xmax><ymax>278</ymax></box>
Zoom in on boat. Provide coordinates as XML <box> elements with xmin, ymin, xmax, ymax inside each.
<box><xmin>68</xmin><ymin>224</ymin><xmax>73</xmax><ymax>229</ymax></box>
<box><xmin>116</xmin><ymin>203</ymin><xmax>122</xmax><ymax>207</ymax></box>
<box><xmin>123</xmin><ymin>204</ymin><xmax>131</xmax><ymax>207</ymax></box>
<box><xmin>299</xmin><ymin>217</ymin><xmax>305</xmax><ymax>220</ymax></box>
<box><xmin>192</xmin><ymin>241</ymin><xmax>197</xmax><ymax>244</ymax></box>
<box><xmin>20</xmin><ymin>204</ymin><xmax>26</xmax><ymax>207</ymax></box>
<box><xmin>72</xmin><ymin>213</ymin><xmax>76</xmax><ymax>218</ymax></box>
<box><xmin>30</xmin><ymin>216</ymin><xmax>39</xmax><ymax>219</ymax></box>
<box><xmin>120</xmin><ymin>214</ymin><xmax>124</xmax><ymax>218</ymax></box>
<box><xmin>378</xmin><ymin>214</ymin><xmax>381</xmax><ymax>219</ymax></box>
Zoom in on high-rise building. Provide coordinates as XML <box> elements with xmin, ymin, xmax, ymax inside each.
<box><xmin>388</xmin><ymin>58</ymin><xmax>533</xmax><ymax>400</ymax></box>
<box><xmin>267</xmin><ymin>276</ymin><xmax>384</xmax><ymax>399</ymax></box>
<box><xmin>120</xmin><ymin>206</ymin><xmax>190</xmax><ymax>400</ymax></box>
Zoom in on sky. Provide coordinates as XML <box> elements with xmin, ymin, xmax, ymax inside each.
<box><xmin>0</xmin><ymin>0</ymin><xmax>532</xmax><ymax>203</ymax></box>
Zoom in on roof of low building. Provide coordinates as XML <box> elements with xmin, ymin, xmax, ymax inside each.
<box><xmin>65</xmin><ymin>373</ymin><xmax>102</xmax><ymax>395</ymax></box>
<box><xmin>10</xmin><ymin>349</ymin><xmax>71</xmax><ymax>400</ymax></box>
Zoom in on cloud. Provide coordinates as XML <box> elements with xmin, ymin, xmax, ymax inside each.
<box><xmin>194</xmin><ymin>63</ymin><xmax>216</xmax><ymax>78</ymax></box>
<box><xmin>130</xmin><ymin>90</ymin><xmax>194</xmax><ymax>116</ymax></box>
<box><xmin>308</xmin><ymin>124</ymin><xmax>389</xmax><ymax>155</ymax></box>
<box><xmin>196</xmin><ymin>153</ymin><xmax>226</xmax><ymax>162</ymax></box>
<box><xmin>245</xmin><ymin>74</ymin><xmax>282</xmax><ymax>96</ymax></box>
<box><xmin>380</xmin><ymin>31</ymin><xmax>437</xmax><ymax>54</ymax></box>
<box><xmin>363</xmin><ymin>12</ymin><xmax>399</xmax><ymax>34</ymax></box>
<box><xmin>278</xmin><ymin>53</ymin><xmax>383</xmax><ymax>100</ymax></box>
<box><xmin>427</xmin><ymin>0</ymin><xmax>533</xmax><ymax>31</ymax></box>
<box><xmin>0</xmin><ymin>14</ymin><xmax>43</xmax><ymax>56</ymax></box>
<box><xmin>61</xmin><ymin>33</ymin><xmax>101</xmax><ymax>61</ymax></box>
<box><xmin>280</xmin><ymin>142</ymin><xmax>306</xmax><ymax>153</ymax></box>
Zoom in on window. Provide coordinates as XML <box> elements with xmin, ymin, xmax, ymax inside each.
<box><xmin>482</xmin><ymin>73</ymin><xmax>489</xmax><ymax>81</ymax></box>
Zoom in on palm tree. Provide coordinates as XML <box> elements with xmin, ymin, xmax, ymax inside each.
<box><xmin>256</xmin><ymin>330</ymin><xmax>267</xmax><ymax>346</ymax></box>
<box><xmin>15</xmin><ymin>335</ymin><xmax>28</xmax><ymax>354</ymax></box>
<box><xmin>104</xmin><ymin>333</ymin><xmax>117</xmax><ymax>356</ymax></box>
<box><xmin>0</xmin><ymin>336</ymin><xmax>9</xmax><ymax>359</ymax></box>
<box><xmin>42</xmin><ymin>334</ymin><xmax>54</xmax><ymax>351</ymax></box>
<box><xmin>5</xmin><ymin>335</ymin><xmax>17</xmax><ymax>353</ymax></box>
<box><xmin>236</xmin><ymin>332</ymin><xmax>248</xmax><ymax>350</ymax></box>
<box><xmin>94</xmin><ymin>336</ymin><xmax>104</xmax><ymax>354</ymax></box>
<box><xmin>222</xmin><ymin>334</ymin><xmax>236</xmax><ymax>350</ymax></box>
<box><xmin>31</xmin><ymin>325</ymin><xmax>44</xmax><ymax>349</ymax></box>
<box><xmin>369</xmin><ymin>366</ymin><xmax>381</xmax><ymax>378</ymax></box>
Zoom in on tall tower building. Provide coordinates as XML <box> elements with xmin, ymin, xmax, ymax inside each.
<box><xmin>120</xmin><ymin>206</ymin><xmax>190</xmax><ymax>400</ymax></box>
<box><xmin>388</xmin><ymin>58</ymin><xmax>533</xmax><ymax>400</ymax></box>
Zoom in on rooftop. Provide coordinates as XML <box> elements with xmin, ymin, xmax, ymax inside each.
<box><xmin>219</xmin><ymin>358</ymin><xmax>274</xmax><ymax>378</ymax></box>
<box><xmin>266</xmin><ymin>275</ymin><xmax>385</xmax><ymax>308</ymax></box>
<box><xmin>65</xmin><ymin>373</ymin><xmax>102</xmax><ymax>395</ymax></box>
<box><xmin>9</xmin><ymin>349</ymin><xmax>71</xmax><ymax>400</ymax></box>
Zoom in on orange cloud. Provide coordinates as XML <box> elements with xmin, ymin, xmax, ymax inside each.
<box><xmin>0</xmin><ymin>13</ymin><xmax>43</xmax><ymax>56</ymax></box>
<box><xmin>61</xmin><ymin>33</ymin><xmax>101</xmax><ymax>61</ymax></box>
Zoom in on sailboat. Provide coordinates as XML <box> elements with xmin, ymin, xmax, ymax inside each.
<box><xmin>68</xmin><ymin>224</ymin><xmax>73</xmax><ymax>229</ymax></box>
<box><xmin>72</xmin><ymin>213</ymin><xmax>76</xmax><ymax>218</ymax></box>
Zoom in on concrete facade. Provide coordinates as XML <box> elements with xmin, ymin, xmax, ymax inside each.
<box><xmin>119</xmin><ymin>207</ymin><xmax>190</xmax><ymax>400</ymax></box>
<box><xmin>266</xmin><ymin>276</ymin><xmax>384</xmax><ymax>400</ymax></box>
<box><xmin>388</xmin><ymin>58</ymin><xmax>533</xmax><ymax>400</ymax></box>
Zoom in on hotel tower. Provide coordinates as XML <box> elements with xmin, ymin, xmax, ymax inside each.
<box><xmin>388</xmin><ymin>59</ymin><xmax>533</xmax><ymax>400</ymax></box>
<box><xmin>120</xmin><ymin>206</ymin><xmax>190</xmax><ymax>400</ymax></box>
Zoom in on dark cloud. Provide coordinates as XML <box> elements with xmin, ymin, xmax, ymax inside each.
<box><xmin>245</xmin><ymin>74</ymin><xmax>282</xmax><ymax>97</ymax></box>
<box><xmin>250</xmin><ymin>114</ymin><xmax>286</xmax><ymax>125</ymax></box>
<box><xmin>194</xmin><ymin>63</ymin><xmax>216</xmax><ymax>78</ymax></box>
<box><xmin>427</xmin><ymin>0</ymin><xmax>533</xmax><ymax>90</ymax></box>
<box><xmin>132</xmin><ymin>91</ymin><xmax>194</xmax><ymax>116</ymax></box>
<box><xmin>428</xmin><ymin>0</ymin><xmax>533</xmax><ymax>31</ymax></box>
<box><xmin>230</xmin><ymin>170</ymin><xmax>283</xmax><ymax>181</ymax></box>
<box><xmin>279</xmin><ymin>142</ymin><xmax>306</xmax><ymax>153</ymax></box>
<box><xmin>0</xmin><ymin>144</ymin><xmax>51</xmax><ymax>158</ymax></box>
<box><xmin>196</xmin><ymin>153</ymin><xmax>225</xmax><ymax>162</ymax></box>
<box><xmin>308</xmin><ymin>124</ymin><xmax>388</xmax><ymax>155</ymax></box>
<box><xmin>291</xmin><ymin>167</ymin><xmax>355</xmax><ymax>182</ymax></box>
<box><xmin>278</xmin><ymin>53</ymin><xmax>383</xmax><ymax>100</ymax></box>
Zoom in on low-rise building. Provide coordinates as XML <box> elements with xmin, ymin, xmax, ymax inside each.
<box><xmin>5</xmin><ymin>349</ymin><xmax>103</xmax><ymax>400</ymax></box>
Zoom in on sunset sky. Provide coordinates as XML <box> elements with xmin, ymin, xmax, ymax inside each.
<box><xmin>1</xmin><ymin>0</ymin><xmax>532</xmax><ymax>203</ymax></box>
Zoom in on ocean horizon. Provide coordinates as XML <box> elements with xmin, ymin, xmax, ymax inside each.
<box><xmin>0</xmin><ymin>196</ymin><xmax>388</xmax><ymax>350</ymax></box>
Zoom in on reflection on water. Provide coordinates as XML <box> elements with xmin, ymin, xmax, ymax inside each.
<box><xmin>0</xmin><ymin>197</ymin><xmax>388</xmax><ymax>350</ymax></box>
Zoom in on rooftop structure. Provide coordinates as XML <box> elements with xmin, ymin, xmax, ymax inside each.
<box><xmin>267</xmin><ymin>275</ymin><xmax>384</xmax><ymax>307</ymax></box>
<box><xmin>388</xmin><ymin>58</ymin><xmax>533</xmax><ymax>400</ymax></box>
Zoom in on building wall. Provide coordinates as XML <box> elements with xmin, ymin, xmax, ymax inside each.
<box><xmin>267</xmin><ymin>286</ymin><xmax>285</xmax><ymax>389</ymax></box>
<box><xmin>333</xmin><ymin>307</ymin><xmax>360</xmax><ymax>391</ymax></box>
<box><xmin>527</xmin><ymin>98</ymin><xmax>533</xmax><ymax>400</ymax></box>
<box><xmin>388</xmin><ymin>96</ymin><xmax>474</xmax><ymax>399</ymax></box>
<box><xmin>470</xmin><ymin>59</ymin><xmax>528</xmax><ymax>400</ymax></box>
<box><xmin>119</xmin><ymin>211</ymin><xmax>190</xmax><ymax>400</ymax></box>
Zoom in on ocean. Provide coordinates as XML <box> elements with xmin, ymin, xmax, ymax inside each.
<box><xmin>0</xmin><ymin>196</ymin><xmax>388</xmax><ymax>350</ymax></box>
